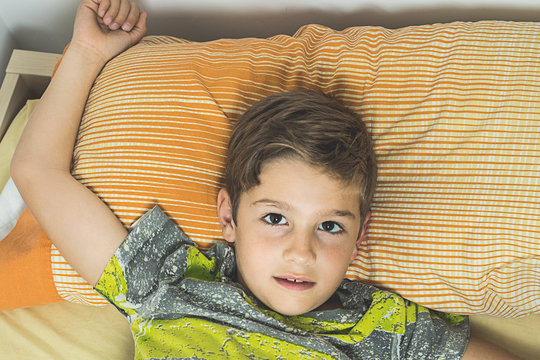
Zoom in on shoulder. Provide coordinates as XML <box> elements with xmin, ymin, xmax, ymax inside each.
<box><xmin>94</xmin><ymin>206</ymin><xmax>196</xmax><ymax>304</ymax></box>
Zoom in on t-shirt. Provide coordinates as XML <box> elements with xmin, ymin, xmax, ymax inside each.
<box><xmin>94</xmin><ymin>206</ymin><xmax>469</xmax><ymax>359</ymax></box>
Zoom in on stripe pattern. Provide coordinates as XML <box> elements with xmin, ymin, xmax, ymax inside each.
<box><xmin>51</xmin><ymin>21</ymin><xmax>540</xmax><ymax>317</ymax></box>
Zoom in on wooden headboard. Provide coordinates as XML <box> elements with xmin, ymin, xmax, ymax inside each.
<box><xmin>0</xmin><ymin>50</ymin><xmax>61</xmax><ymax>141</ymax></box>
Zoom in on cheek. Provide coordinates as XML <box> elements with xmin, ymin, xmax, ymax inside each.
<box><xmin>319</xmin><ymin>243</ymin><xmax>356</xmax><ymax>277</ymax></box>
<box><xmin>234</xmin><ymin>231</ymin><xmax>275</xmax><ymax>275</ymax></box>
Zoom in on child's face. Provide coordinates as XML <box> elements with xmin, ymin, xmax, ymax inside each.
<box><xmin>218</xmin><ymin>157</ymin><xmax>369</xmax><ymax>316</ymax></box>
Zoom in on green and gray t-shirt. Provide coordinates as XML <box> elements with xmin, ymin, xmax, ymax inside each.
<box><xmin>94</xmin><ymin>206</ymin><xmax>469</xmax><ymax>359</ymax></box>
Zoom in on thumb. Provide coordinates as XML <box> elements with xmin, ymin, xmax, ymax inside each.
<box><xmin>128</xmin><ymin>11</ymin><xmax>147</xmax><ymax>44</ymax></box>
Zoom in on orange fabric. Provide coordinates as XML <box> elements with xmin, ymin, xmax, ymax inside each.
<box><xmin>63</xmin><ymin>22</ymin><xmax>538</xmax><ymax>316</ymax></box>
<box><xmin>0</xmin><ymin>209</ymin><xmax>62</xmax><ymax>310</ymax></box>
<box><xmin>2</xmin><ymin>21</ymin><xmax>539</xmax><ymax>316</ymax></box>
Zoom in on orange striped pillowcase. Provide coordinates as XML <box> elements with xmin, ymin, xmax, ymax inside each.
<box><xmin>52</xmin><ymin>21</ymin><xmax>539</xmax><ymax>317</ymax></box>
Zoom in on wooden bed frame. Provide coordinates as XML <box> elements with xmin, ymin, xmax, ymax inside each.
<box><xmin>1</xmin><ymin>48</ymin><xmax>539</xmax><ymax>360</ymax></box>
<box><xmin>0</xmin><ymin>50</ymin><xmax>61</xmax><ymax>141</ymax></box>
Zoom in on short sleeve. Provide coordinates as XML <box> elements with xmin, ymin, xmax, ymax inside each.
<box><xmin>94</xmin><ymin>206</ymin><xmax>197</xmax><ymax>316</ymax></box>
<box><xmin>401</xmin><ymin>301</ymin><xmax>469</xmax><ymax>359</ymax></box>
<box><xmin>353</xmin><ymin>289</ymin><xmax>469</xmax><ymax>360</ymax></box>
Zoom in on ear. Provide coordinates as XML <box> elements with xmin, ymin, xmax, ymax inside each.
<box><xmin>217</xmin><ymin>188</ymin><xmax>237</xmax><ymax>244</ymax></box>
<box><xmin>350</xmin><ymin>211</ymin><xmax>372</xmax><ymax>262</ymax></box>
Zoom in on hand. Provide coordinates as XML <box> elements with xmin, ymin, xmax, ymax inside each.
<box><xmin>71</xmin><ymin>0</ymin><xmax>147</xmax><ymax>65</ymax></box>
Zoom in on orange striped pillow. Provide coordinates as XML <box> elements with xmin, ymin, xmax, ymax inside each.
<box><xmin>50</xmin><ymin>21</ymin><xmax>539</xmax><ymax>317</ymax></box>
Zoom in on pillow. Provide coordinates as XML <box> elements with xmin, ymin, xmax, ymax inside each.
<box><xmin>0</xmin><ymin>178</ymin><xmax>25</xmax><ymax>239</ymax></box>
<box><xmin>0</xmin><ymin>101</ymin><xmax>65</xmax><ymax>310</ymax></box>
<box><xmin>1</xmin><ymin>21</ymin><xmax>538</xmax><ymax>316</ymax></box>
<box><xmin>0</xmin><ymin>101</ymin><xmax>36</xmax><ymax>240</ymax></box>
<box><xmin>0</xmin><ymin>208</ymin><xmax>63</xmax><ymax>309</ymax></box>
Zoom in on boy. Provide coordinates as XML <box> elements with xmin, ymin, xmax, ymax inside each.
<box><xmin>10</xmin><ymin>0</ymin><xmax>520</xmax><ymax>359</ymax></box>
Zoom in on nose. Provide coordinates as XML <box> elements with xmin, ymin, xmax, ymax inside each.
<box><xmin>282</xmin><ymin>230</ymin><xmax>316</xmax><ymax>266</ymax></box>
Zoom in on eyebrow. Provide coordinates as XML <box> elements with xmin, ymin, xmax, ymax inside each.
<box><xmin>331</xmin><ymin>210</ymin><xmax>356</xmax><ymax>219</ymax></box>
<box><xmin>251</xmin><ymin>199</ymin><xmax>356</xmax><ymax>219</ymax></box>
<box><xmin>251</xmin><ymin>199</ymin><xmax>290</xmax><ymax>210</ymax></box>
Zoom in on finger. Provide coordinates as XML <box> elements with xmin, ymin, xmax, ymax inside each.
<box><xmin>103</xmin><ymin>0</ymin><xmax>120</xmax><ymax>26</ymax></box>
<box><xmin>121</xmin><ymin>3</ymin><xmax>140</xmax><ymax>32</ymax></box>
<box><xmin>97</xmin><ymin>0</ymin><xmax>110</xmax><ymax>18</ymax></box>
<box><xmin>130</xmin><ymin>11</ymin><xmax>147</xmax><ymax>40</ymax></box>
<box><xmin>110</xmin><ymin>0</ymin><xmax>132</xmax><ymax>30</ymax></box>
<box><xmin>109</xmin><ymin>0</ymin><xmax>130</xmax><ymax>30</ymax></box>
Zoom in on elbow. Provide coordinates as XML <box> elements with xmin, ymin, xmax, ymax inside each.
<box><xmin>10</xmin><ymin>154</ymin><xmax>30</xmax><ymax>189</ymax></box>
<box><xmin>10</xmin><ymin>152</ymin><xmax>39</xmax><ymax>192</ymax></box>
<box><xmin>11</xmin><ymin>150</ymin><xmax>73</xmax><ymax>200</ymax></box>
<box><xmin>10</xmin><ymin>151</ymin><xmax>23</xmax><ymax>185</ymax></box>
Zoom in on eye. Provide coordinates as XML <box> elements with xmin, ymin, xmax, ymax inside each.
<box><xmin>318</xmin><ymin>221</ymin><xmax>343</xmax><ymax>234</ymax></box>
<box><xmin>263</xmin><ymin>213</ymin><xmax>287</xmax><ymax>226</ymax></box>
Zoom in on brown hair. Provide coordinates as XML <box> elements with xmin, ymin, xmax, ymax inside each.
<box><xmin>224</xmin><ymin>89</ymin><xmax>377</xmax><ymax>223</ymax></box>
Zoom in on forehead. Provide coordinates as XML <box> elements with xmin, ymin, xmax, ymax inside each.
<box><xmin>244</xmin><ymin>157</ymin><xmax>361</xmax><ymax>216</ymax></box>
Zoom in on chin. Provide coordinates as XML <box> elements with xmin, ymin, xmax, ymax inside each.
<box><xmin>276</xmin><ymin>308</ymin><xmax>310</xmax><ymax>316</ymax></box>
<box><xmin>270</xmin><ymin>301</ymin><xmax>319</xmax><ymax>316</ymax></box>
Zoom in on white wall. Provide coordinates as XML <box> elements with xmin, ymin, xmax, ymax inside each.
<box><xmin>0</xmin><ymin>0</ymin><xmax>539</xmax><ymax>79</ymax></box>
<box><xmin>0</xmin><ymin>14</ymin><xmax>15</xmax><ymax>83</ymax></box>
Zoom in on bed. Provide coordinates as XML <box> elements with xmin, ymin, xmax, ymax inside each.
<box><xmin>1</xmin><ymin>21</ymin><xmax>539</xmax><ymax>359</ymax></box>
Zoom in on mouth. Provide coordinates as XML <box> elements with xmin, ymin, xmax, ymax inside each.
<box><xmin>273</xmin><ymin>276</ymin><xmax>316</xmax><ymax>291</ymax></box>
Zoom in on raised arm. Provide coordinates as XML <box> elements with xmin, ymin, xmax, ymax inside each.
<box><xmin>10</xmin><ymin>0</ymin><xmax>147</xmax><ymax>286</ymax></box>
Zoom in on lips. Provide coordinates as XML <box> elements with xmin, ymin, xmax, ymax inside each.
<box><xmin>273</xmin><ymin>276</ymin><xmax>316</xmax><ymax>291</ymax></box>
